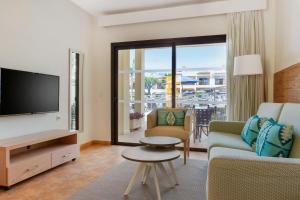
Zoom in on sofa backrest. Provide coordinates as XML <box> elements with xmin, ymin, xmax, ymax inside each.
<box><xmin>278</xmin><ymin>103</ymin><xmax>300</xmax><ymax>158</ymax></box>
<box><xmin>257</xmin><ymin>103</ymin><xmax>283</xmax><ymax>121</ymax></box>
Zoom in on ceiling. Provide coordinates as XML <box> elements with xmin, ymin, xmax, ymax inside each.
<box><xmin>70</xmin><ymin>0</ymin><xmax>224</xmax><ymax>15</ymax></box>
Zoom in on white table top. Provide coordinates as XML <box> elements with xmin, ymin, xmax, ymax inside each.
<box><xmin>139</xmin><ymin>136</ymin><xmax>181</xmax><ymax>146</ymax></box>
<box><xmin>122</xmin><ymin>146</ymin><xmax>180</xmax><ymax>163</ymax></box>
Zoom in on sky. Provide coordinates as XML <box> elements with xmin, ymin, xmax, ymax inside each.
<box><xmin>143</xmin><ymin>43</ymin><xmax>227</xmax><ymax>70</ymax></box>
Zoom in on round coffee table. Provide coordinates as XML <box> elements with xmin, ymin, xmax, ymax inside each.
<box><xmin>139</xmin><ymin>136</ymin><xmax>181</xmax><ymax>147</ymax></box>
<box><xmin>122</xmin><ymin>146</ymin><xmax>180</xmax><ymax>200</ymax></box>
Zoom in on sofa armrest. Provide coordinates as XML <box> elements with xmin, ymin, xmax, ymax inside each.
<box><xmin>207</xmin><ymin>147</ymin><xmax>300</xmax><ymax>200</ymax></box>
<box><xmin>147</xmin><ymin>109</ymin><xmax>157</xmax><ymax>129</ymax></box>
<box><xmin>209</xmin><ymin>120</ymin><xmax>246</xmax><ymax>135</ymax></box>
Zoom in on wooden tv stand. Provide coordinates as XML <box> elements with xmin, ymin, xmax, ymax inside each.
<box><xmin>0</xmin><ymin>129</ymin><xmax>79</xmax><ymax>189</ymax></box>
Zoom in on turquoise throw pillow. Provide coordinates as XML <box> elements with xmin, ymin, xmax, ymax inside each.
<box><xmin>256</xmin><ymin>119</ymin><xmax>294</xmax><ymax>158</ymax></box>
<box><xmin>157</xmin><ymin>110</ymin><xmax>185</xmax><ymax>126</ymax></box>
<box><xmin>241</xmin><ymin>115</ymin><xmax>267</xmax><ymax>149</ymax></box>
<box><xmin>157</xmin><ymin>110</ymin><xmax>168</xmax><ymax>125</ymax></box>
<box><xmin>173</xmin><ymin>111</ymin><xmax>185</xmax><ymax>126</ymax></box>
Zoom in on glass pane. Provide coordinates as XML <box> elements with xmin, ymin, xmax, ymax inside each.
<box><xmin>69</xmin><ymin>52</ymin><xmax>80</xmax><ymax>131</ymax></box>
<box><xmin>175</xmin><ymin>43</ymin><xmax>227</xmax><ymax>148</ymax></box>
<box><xmin>118</xmin><ymin>47</ymin><xmax>172</xmax><ymax>143</ymax></box>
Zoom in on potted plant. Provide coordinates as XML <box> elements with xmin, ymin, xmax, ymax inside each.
<box><xmin>129</xmin><ymin>112</ymin><xmax>144</xmax><ymax>131</ymax></box>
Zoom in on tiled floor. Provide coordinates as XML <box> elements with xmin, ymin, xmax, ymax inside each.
<box><xmin>0</xmin><ymin>145</ymin><xmax>208</xmax><ymax>200</ymax></box>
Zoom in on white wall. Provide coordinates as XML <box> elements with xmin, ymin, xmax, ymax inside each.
<box><xmin>0</xmin><ymin>0</ymin><xmax>95</xmax><ymax>144</ymax></box>
<box><xmin>275</xmin><ymin>0</ymin><xmax>300</xmax><ymax>72</ymax></box>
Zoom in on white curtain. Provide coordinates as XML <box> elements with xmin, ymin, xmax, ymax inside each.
<box><xmin>227</xmin><ymin>11</ymin><xmax>266</xmax><ymax>121</ymax></box>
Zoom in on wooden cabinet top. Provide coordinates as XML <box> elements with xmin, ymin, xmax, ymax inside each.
<box><xmin>0</xmin><ymin>130</ymin><xmax>77</xmax><ymax>150</ymax></box>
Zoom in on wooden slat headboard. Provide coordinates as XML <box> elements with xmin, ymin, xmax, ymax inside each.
<box><xmin>274</xmin><ymin>63</ymin><xmax>300</xmax><ymax>103</ymax></box>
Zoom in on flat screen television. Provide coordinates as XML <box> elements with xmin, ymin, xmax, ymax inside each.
<box><xmin>0</xmin><ymin>68</ymin><xmax>59</xmax><ymax>115</ymax></box>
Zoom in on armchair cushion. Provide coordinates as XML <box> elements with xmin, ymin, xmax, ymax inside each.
<box><xmin>145</xmin><ymin>126</ymin><xmax>189</xmax><ymax>140</ymax></box>
<box><xmin>157</xmin><ymin>110</ymin><xmax>169</xmax><ymax>125</ymax></box>
<box><xmin>157</xmin><ymin>110</ymin><xmax>185</xmax><ymax>126</ymax></box>
<box><xmin>173</xmin><ymin>111</ymin><xmax>185</xmax><ymax>126</ymax></box>
<box><xmin>208</xmin><ymin>131</ymin><xmax>252</xmax><ymax>155</ymax></box>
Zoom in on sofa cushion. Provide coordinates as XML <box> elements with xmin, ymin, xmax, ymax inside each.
<box><xmin>208</xmin><ymin>132</ymin><xmax>252</xmax><ymax>154</ymax></box>
<box><xmin>210</xmin><ymin>147</ymin><xmax>257</xmax><ymax>161</ymax></box>
<box><xmin>256</xmin><ymin>118</ymin><xmax>294</xmax><ymax>158</ymax></box>
<box><xmin>145</xmin><ymin>126</ymin><xmax>188</xmax><ymax>140</ymax></box>
<box><xmin>241</xmin><ymin>115</ymin><xmax>267</xmax><ymax>148</ymax></box>
<box><xmin>278</xmin><ymin>103</ymin><xmax>300</xmax><ymax>158</ymax></box>
<box><xmin>257</xmin><ymin>103</ymin><xmax>283</xmax><ymax>121</ymax></box>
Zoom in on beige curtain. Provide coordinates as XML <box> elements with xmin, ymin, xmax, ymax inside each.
<box><xmin>227</xmin><ymin>11</ymin><xmax>265</xmax><ymax>121</ymax></box>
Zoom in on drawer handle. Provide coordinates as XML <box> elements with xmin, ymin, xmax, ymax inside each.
<box><xmin>12</xmin><ymin>165</ymin><xmax>40</xmax><ymax>184</ymax></box>
<box><xmin>62</xmin><ymin>152</ymin><xmax>72</xmax><ymax>158</ymax></box>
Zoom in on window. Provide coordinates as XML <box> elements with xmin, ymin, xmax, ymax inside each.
<box><xmin>199</xmin><ymin>77</ymin><xmax>210</xmax><ymax>85</ymax></box>
<box><xmin>215</xmin><ymin>77</ymin><xmax>224</xmax><ymax>85</ymax></box>
<box><xmin>69</xmin><ymin>49</ymin><xmax>83</xmax><ymax>131</ymax></box>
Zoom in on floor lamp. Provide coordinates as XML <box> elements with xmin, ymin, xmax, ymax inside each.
<box><xmin>234</xmin><ymin>54</ymin><xmax>263</xmax><ymax>76</ymax></box>
<box><xmin>233</xmin><ymin>54</ymin><xmax>264</xmax><ymax>119</ymax></box>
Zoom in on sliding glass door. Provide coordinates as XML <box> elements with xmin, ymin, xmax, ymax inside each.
<box><xmin>112</xmin><ymin>35</ymin><xmax>226</xmax><ymax>150</ymax></box>
<box><xmin>175</xmin><ymin>44</ymin><xmax>227</xmax><ymax>148</ymax></box>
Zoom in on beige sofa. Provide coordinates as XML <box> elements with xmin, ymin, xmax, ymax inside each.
<box><xmin>145</xmin><ymin>108</ymin><xmax>192</xmax><ymax>164</ymax></box>
<box><xmin>207</xmin><ymin>103</ymin><xmax>300</xmax><ymax>200</ymax></box>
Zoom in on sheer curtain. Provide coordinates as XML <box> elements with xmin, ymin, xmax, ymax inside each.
<box><xmin>227</xmin><ymin>11</ymin><xmax>265</xmax><ymax>121</ymax></box>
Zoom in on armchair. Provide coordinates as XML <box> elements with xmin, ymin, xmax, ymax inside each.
<box><xmin>145</xmin><ymin>108</ymin><xmax>192</xmax><ymax>164</ymax></box>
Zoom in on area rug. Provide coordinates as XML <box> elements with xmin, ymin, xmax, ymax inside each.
<box><xmin>70</xmin><ymin>159</ymin><xmax>208</xmax><ymax>200</ymax></box>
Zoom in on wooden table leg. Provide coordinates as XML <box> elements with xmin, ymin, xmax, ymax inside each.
<box><xmin>157</xmin><ymin>162</ymin><xmax>174</xmax><ymax>187</ymax></box>
<box><xmin>152</xmin><ymin>163</ymin><xmax>161</xmax><ymax>200</ymax></box>
<box><xmin>124</xmin><ymin>163</ymin><xmax>145</xmax><ymax>196</ymax></box>
<box><xmin>142</xmin><ymin>164</ymin><xmax>151</xmax><ymax>185</ymax></box>
<box><xmin>168</xmin><ymin>161</ymin><xmax>179</xmax><ymax>185</ymax></box>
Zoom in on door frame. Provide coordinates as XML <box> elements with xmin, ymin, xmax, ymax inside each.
<box><xmin>111</xmin><ymin>34</ymin><xmax>226</xmax><ymax>147</ymax></box>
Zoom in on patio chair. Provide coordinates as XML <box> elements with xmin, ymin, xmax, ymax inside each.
<box><xmin>194</xmin><ymin>107</ymin><xmax>215</xmax><ymax>142</ymax></box>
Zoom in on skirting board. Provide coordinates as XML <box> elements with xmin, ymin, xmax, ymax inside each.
<box><xmin>80</xmin><ymin>140</ymin><xmax>112</xmax><ymax>150</ymax></box>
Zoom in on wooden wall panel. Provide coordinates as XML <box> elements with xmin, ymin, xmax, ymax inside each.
<box><xmin>274</xmin><ymin>63</ymin><xmax>300</xmax><ymax>103</ymax></box>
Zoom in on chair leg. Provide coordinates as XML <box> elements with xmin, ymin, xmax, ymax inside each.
<box><xmin>204</xmin><ymin>126</ymin><xmax>208</xmax><ymax>136</ymax></box>
<box><xmin>199</xmin><ymin>126</ymin><xmax>202</xmax><ymax>142</ymax></box>
<box><xmin>187</xmin><ymin>138</ymin><xmax>190</xmax><ymax>158</ymax></box>
<box><xmin>183</xmin><ymin>140</ymin><xmax>187</xmax><ymax>165</ymax></box>
<box><xmin>193</xmin><ymin>129</ymin><xmax>196</xmax><ymax>144</ymax></box>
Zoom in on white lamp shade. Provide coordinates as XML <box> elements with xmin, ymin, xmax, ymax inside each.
<box><xmin>233</xmin><ymin>54</ymin><xmax>263</xmax><ymax>76</ymax></box>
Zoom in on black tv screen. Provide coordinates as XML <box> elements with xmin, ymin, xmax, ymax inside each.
<box><xmin>0</xmin><ymin>68</ymin><xmax>59</xmax><ymax>115</ymax></box>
